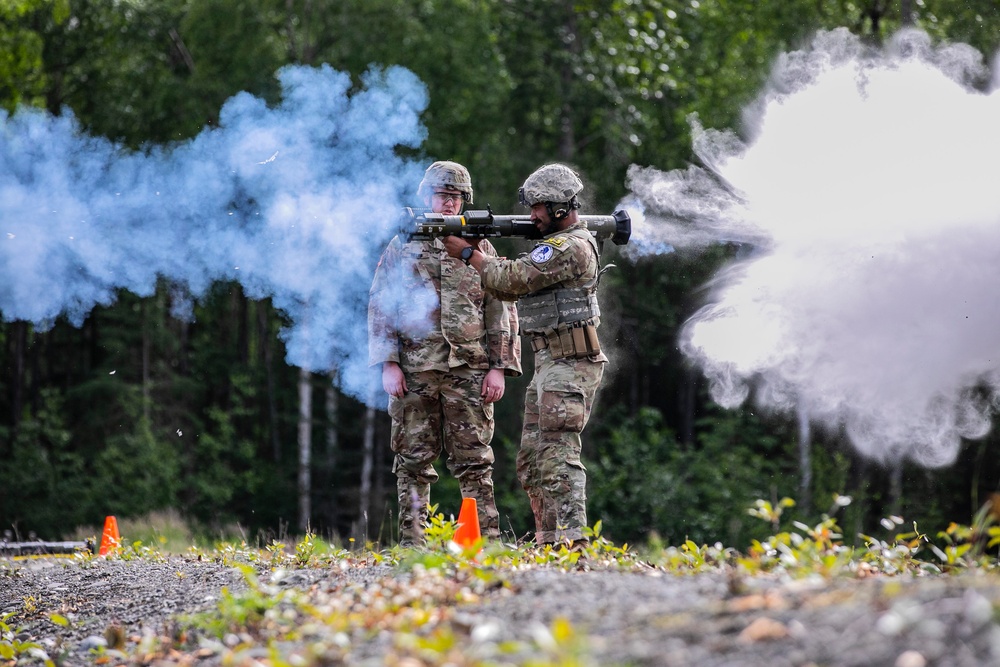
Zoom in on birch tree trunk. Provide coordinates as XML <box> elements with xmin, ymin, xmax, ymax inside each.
<box><xmin>297</xmin><ymin>367</ymin><xmax>313</xmax><ymax>533</ymax></box>
<box><xmin>797</xmin><ymin>405</ymin><xmax>812</xmax><ymax>515</ymax></box>
<box><xmin>325</xmin><ymin>371</ymin><xmax>339</xmax><ymax>527</ymax></box>
<box><xmin>357</xmin><ymin>401</ymin><xmax>377</xmax><ymax>542</ymax></box>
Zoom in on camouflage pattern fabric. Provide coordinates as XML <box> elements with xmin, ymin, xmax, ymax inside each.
<box><xmin>479</xmin><ymin>225</ymin><xmax>598</xmax><ymax>297</ymax></box>
<box><xmin>390</xmin><ymin>367</ymin><xmax>500</xmax><ymax>544</ymax></box>
<box><xmin>369</xmin><ymin>236</ymin><xmax>520</xmax><ymax>545</ymax></box>
<box><xmin>517</xmin><ymin>349</ymin><xmax>603</xmax><ymax>544</ymax></box>
<box><xmin>481</xmin><ymin>222</ymin><xmax>607</xmax><ymax>364</ymax></box>
<box><xmin>480</xmin><ymin>220</ymin><xmax>609</xmax><ymax>545</ymax></box>
<box><xmin>369</xmin><ymin>237</ymin><xmax>520</xmax><ymax>373</ymax></box>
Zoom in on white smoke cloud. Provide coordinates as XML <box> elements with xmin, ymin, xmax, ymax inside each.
<box><xmin>625</xmin><ymin>28</ymin><xmax>1000</xmax><ymax>467</ymax></box>
<box><xmin>0</xmin><ymin>64</ymin><xmax>429</xmax><ymax>401</ymax></box>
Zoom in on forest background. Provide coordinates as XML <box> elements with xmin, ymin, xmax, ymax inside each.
<box><xmin>2</xmin><ymin>0</ymin><xmax>999</xmax><ymax>550</ymax></box>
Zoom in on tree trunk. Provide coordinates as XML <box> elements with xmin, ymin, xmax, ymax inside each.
<box><xmin>797</xmin><ymin>405</ymin><xmax>812</xmax><ymax>515</ymax></box>
<box><xmin>259</xmin><ymin>304</ymin><xmax>281</xmax><ymax>462</ymax></box>
<box><xmin>325</xmin><ymin>373</ymin><xmax>340</xmax><ymax>525</ymax></box>
<box><xmin>285</xmin><ymin>0</ymin><xmax>318</xmax><ymax>63</ymax></box>
<box><xmin>297</xmin><ymin>367</ymin><xmax>313</xmax><ymax>533</ymax></box>
<box><xmin>177</xmin><ymin>318</ymin><xmax>190</xmax><ymax>376</ymax></box>
<box><xmin>357</xmin><ymin>401</ymin><xmax>377</xmax><ymax>542</ymax></box>
<box><xmin>374</xmin><ymin>411</ymin><xmax>388</xmax><ymax>542</ymax></box>
<box><xmin>900</xmin><ymin>0</ymin><xmax>913</xmax><ymax>26</ymax></box>
<box><xmin>889</xmin><ymin>463</ymin><xmax>903</xmax><ymax>517</ymax></box>
<box><xmin>558</xmin><ymin>0</ymin><xmax>579</xmax><ymax>161</ymax></box>
<box><xmin>28</xmin><ymin>326</ymin><xmax>39</xmax><ymax>415</ymax></box>
<box><xmin>10</xmin><ymin>322</ymin><xmax>27</xmax><ymax>432</ymax></box>
<box><xmin>142</xmin><ymin>301</ymin><xmax>151</xmax><ymax>423</ymax></box>
<box><xmin>681</xmin><ymin>368</ymin><xmax>697</xmax><ymax>446</ymax></box>
<box><xmin>237</xmin><ymin>292</ymin><xmax>249</xmax><ymax>365</ymax></box>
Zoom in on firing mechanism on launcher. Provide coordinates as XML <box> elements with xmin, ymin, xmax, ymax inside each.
<box><xmin>401</xmin><ymin>206</ymin><xmax>632</xmax><ymax>246</ymax></box>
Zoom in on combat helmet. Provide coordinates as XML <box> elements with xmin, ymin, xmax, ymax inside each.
<box><xmin>418</xmin><ymin>160</ymin><xmax>474</xmax><ymax>204</ymax></box>
<box><xmin>518</xmin><ymin>163</ymin><xmax>583</xmax><ymax>220</ymax></box>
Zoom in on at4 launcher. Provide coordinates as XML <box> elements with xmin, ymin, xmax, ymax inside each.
<box><xmin>402</xmin><ymin>207</ymin><xmax>631</xmax><ymax>246</ymax></box>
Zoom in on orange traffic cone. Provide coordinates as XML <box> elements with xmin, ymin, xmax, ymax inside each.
<box><xmin>99</xmin><ymin>516</ymin><xmax>120</xmax><ymax>556</ymax></box>
<box><xmin>453</xmin><ymin>497</ymin><xmax>481</xmax><ymax>548</ymax></box>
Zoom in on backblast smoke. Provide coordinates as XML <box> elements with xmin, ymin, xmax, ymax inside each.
<box><xmin>0</xmin><ymin>64</ymin><xmax>428</xmax><ymax>400</ymax></box>
<box><xmin>624</xmin><ymin>28</ymin><xmax>1000</xmax><ymax>467</ymax></box>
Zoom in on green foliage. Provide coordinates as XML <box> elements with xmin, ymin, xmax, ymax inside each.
<box><xmin>491</xmin><ymin>427</ymin><xmax>533</xmax><ymax>540</ymax></box>
<box><xmin>187</xmin><ymin>563</ymin><xmax>282</xmax><ymax>637</ymax></box>
<box><xmin>0</xmin><ymin>610</ymin><xmax>52</xmax><ymax>665</ymax></box>
<box><xmin>286</xmin><ymin>0</ymin><xmax>515</xmax><ymax>203</ymax></box>
<box><xmin>587</xmin><ymin>404</ymin><xmax>796</xmax><ymax>546</ymax></box>
<box><xmin>0</xmin><ymin>0</ymin><xmax>68</xmax><ymax>112</ymax></box>
<box><xmin>171</xmin><ymin>0</ymin><xmax>285</xmax><ymax>130</ymax></box>
<box><xmin>919</xmin><ymin>1</ymin><xmax>1000</xmax><ymax>62</ymax></box>
<box><xmin>182</xmin><ymin>405</ymin><xmax>258</xmax><ymax>523</ymax></box>
<box><xmin>90</xmin><ymin>434</ymin><xmax>178</xmax><ymax>515</ymax></box>
<box><xmin>0</xmin><ymin>388</ymin><xmax>84</xmax><ymax>531</ymax></box>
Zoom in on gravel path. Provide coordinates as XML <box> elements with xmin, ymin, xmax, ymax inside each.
<box><xmin>4</xmin><ymin>555</ymin><xmax>1000</xmax><ymax>666</ymax></box>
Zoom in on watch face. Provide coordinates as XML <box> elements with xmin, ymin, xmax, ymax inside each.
<box><xmin>461</xmin><ymin>246</ymin><xmax>474</xmax><ymax>260</ymax></box>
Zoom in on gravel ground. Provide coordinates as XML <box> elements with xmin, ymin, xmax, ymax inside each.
<box><xmin>4</xmin><ymin>554</ymin><xmax>1000</xmax><ymax>666</ymax></box>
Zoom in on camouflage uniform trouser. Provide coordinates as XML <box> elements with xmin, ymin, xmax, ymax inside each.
<box><xmin>517</xmin><ymin>349</ymin><xmax>604</xmax><ymax>545</ymax></box>
<box><xmin>389</xmin><ymin>366</ymin><xmax>499</xmax><ymax>545</ymax></box>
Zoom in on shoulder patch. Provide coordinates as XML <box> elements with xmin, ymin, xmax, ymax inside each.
<box><xmin>529</xmin><ymin>244</ymin><xmax>555</xmax><ymax>264</ymax></box>
<box><xmin>542</xmin><ymin>237</ymin><xmax>569</xmax><ymax>247</ymax></box>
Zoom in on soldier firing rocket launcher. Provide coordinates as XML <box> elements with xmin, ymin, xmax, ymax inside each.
<box><xmin>402</xmin><ymin>206</ymin><xmax>632</xmax><ymax>246</ymax></box>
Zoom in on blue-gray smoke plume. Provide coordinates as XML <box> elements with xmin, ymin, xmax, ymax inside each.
<box><xmin>0</xmin><ymin>64</ymin><xmax>429</xmax><ymax>400</ymax></box>
<box><xmin>625</xmin><ymin>28</ymin><xmax>1000</xmax><ymax>467</ymax></box>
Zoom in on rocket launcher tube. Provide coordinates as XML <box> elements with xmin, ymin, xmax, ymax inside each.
<box><xmin>402</xmin><ymin>207</ymin><xmax>631</xmax><ymax>246</ymax></box>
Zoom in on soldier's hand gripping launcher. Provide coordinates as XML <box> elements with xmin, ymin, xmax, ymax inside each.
<box><xmin>402</xmin><ymin>207</ymin><xmax>631</xmax><ymax>246</ymax></box>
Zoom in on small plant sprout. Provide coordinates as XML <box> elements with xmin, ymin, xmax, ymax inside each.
<box><xmin>748</xmin><ymin>497</ymin><xmax>796</xmax><ymax>532</ymax></box>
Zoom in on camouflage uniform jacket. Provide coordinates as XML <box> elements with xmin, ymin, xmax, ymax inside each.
<box><xmin>369</xmin><ymin>236</ymin><xmax>521</xmax><ymax>375</ymax></box>
<box><xmin>479</xmin><ymin>221</ymin><xmax>609</xmax><ymax>362</ymax></box>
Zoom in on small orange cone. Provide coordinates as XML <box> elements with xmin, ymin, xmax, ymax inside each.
<box><xmin>453</xmin><ymin>497</ymin><xmax>481</xmax><ymax>548</ymax></box>
<box><xmin>99</xmin><ymin>516</ymin><xmax>120</xmax><ymax>556</ymax></box>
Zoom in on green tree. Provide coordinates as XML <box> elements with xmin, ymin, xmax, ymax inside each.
<box><xmin>588</xmin><ymin>404</ymin><xmax>797</xmax><ymax>545</ymax></box>
<box><xmin>0</xmin><ymin>0</ymin><xmax>68</xmax><ymax>112</ymax></box>
<box><xmin>6</xmin><ymin>0</ymin><xmax>1000</xmax><ymax>546</ymax></box>
<box><xmin>281</xmin><ymin>0</ymin><xmax>516</xmax><ymax>204</ymax></box>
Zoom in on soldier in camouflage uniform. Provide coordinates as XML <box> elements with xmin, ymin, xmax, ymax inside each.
<box><xmin>443</xmin><ymin>164</ymin><xmax>607</xmax><ymax>548</ymax></box>
<box><xmin>369</xmin><ymin>161</ymin><xmax>521</xmax><ymax>546</ymax></box>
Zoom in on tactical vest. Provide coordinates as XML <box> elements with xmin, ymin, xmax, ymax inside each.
<box><xmin>518</xmin><ymin>228</ymin><xmax>604</xmax><ymax>359</ymax></box>
<box><xmin>517</xmin><ymin>286</ymin><xmax>601</xmax><ymax>333</ymax></box>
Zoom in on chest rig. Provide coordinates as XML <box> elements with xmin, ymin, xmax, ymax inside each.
<box><xmin>517</xmin><ymin>228</ymin><xmax>607</xmax><ymax>360</ymax></box>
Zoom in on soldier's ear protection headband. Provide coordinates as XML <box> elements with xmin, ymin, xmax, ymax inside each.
<box><xmin>517</xmin><ymin>189</ymin><xmax>580</xmax><ymax>222</ymax></box>
<box><xmin>547</xmin><ymin>196</ymin><xmax>580</xmax><ymax>222</ymax></box>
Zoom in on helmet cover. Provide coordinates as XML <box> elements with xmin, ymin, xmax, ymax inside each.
<box><xmin>418</xmin><ymin>160</ymin><xmax>473</xmax><ymax>203</ymax></box>
<box><xmin>518</xmin><ymin>163</ymin><xmax>583</xmax><ymax>206</ymax></box>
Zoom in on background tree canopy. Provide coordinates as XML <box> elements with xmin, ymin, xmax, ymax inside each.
<box><xmin>2</xmin><ymin>0</ymin><xmax>1000</xmax><ymax>547</ymax></box>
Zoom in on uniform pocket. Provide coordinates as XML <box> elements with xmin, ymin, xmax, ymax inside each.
<box><xmin>539</xmin><ymin>389</ymin><xmax>586</xmax><ymax>433</ymax></box>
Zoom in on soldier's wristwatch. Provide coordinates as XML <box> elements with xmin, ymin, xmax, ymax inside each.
<box><xmin>460</xmin><ymin>246</ymin><xmax>475</xmax><ymax>265</ymax></box>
